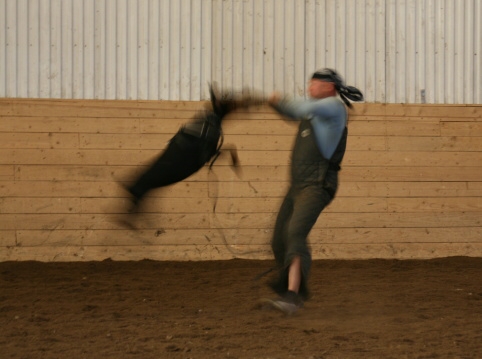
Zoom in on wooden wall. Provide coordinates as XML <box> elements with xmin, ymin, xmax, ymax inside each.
<box><xmin>0</xmin><ymin>99</ymin><xmax>481</xmax><ymax>262</ymax></box>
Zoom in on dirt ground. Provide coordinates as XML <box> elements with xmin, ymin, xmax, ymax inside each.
<box><xmin>1</xmin><ymin>257</ymin><xmax>481</xmax><ymax>359</ymax></box>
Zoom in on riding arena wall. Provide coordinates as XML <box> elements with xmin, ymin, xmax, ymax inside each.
<box><xmin>0</xmin><ymin>99</ymin><xmax>481</xmax><ymax>261</ymax></box>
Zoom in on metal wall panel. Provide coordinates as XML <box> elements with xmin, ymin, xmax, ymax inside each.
<box><xmin>0</xmin><ymin>0</ymin><xmax>480</xmax><ymax>103</ymax></box>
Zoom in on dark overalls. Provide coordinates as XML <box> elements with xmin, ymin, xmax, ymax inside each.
<box><xmin>270</xmin><ymin>119</ymin><xmax>347</xmax><ymax>299</ymax></box>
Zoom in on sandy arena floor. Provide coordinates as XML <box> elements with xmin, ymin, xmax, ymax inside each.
<box><xmin>1</xmin><ymin>257</ymin><xmax>482</xmax><ymax>358</ymax></box>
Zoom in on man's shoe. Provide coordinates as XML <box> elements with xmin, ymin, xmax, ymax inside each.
<box><xmin>259</xmin><ymin>290</ymin><xmax>303</xmax><ymax>315</ymax></box>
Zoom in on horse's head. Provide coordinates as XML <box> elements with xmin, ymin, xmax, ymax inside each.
<box><xmin>209</xmin><ymin>83</ymin><xmax>237</xmax><ymax>118</ymax></box>
<box><xmin>209</xmin><ymin>83</ymin><xmax>265</xmax><ymax>119</ymax></box>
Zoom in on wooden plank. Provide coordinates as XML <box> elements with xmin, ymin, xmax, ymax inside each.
<box><xmin>341</xmin><ymin>166</ymin><xmax>482</xmax><ymax>182</ymax></box>
<box><xmin>314</xmin><ymin>212</ymin><xmax>482</xmax><ymax>229</ymax></box>
<box><xmin>468</xmin><ymin>182</ymin><xmax>482</xmax><ymax>190</ymax></box>
<box><xmin>0</xmin><ymin>100</ymin><xmax>202</xmax><ymax>119</ymax></box>
<box><xmin>0</xmin><ymin>165</ymin><xmax>15</xmax><ymax>180</ymax></box>
<box><xmin>7</xmin><ymin>148</ymin><xmax>482</xmax><ymax>168</ymax></box>
<box><xmin>428</xmin><ymin>106</ymin><xmax>482</xmax><ymax>118</ymax></box>
<box><xmin>0</xmin><ymin>198</ymin><xmax>81</xmax><ymax>214</ymax></box>
<box><xmin>15</xmin><ymin>228</ymin><xmax>264</xmax><ymax>246</ymax></box>
<box><xmin>209</xmin><ymin>181</ymin><xmax>289</xmax><ymax>198</ymax></box>
<box><xmin>0</xmin><ymin>181</ymin><xmax>109</xmax><ymax>197</ymax></box>
<box><xmin>211</xmin><ymin>197</ymin><xmax>388</xmax><ymax>214</ymax></box>
<box><xmin>1</xmin><ymin>149</ymin><xmax>159</xmax><ymax>166</ymax></box>
<box><xmin>349</xmin><ymin>115</ymin><xmax>386</xmax><ymax>122</ymax></box>
<box><xmin>133</xmin><ymin>210</ymin><xmax>482</xmax><ymax>231</ymax></box>
<box><xmin>5</xmin><ymin>180</ymin><xmax>481</xmax><ymax>202</ymax></box>
<box><xmin>0</xmin><ymin>231</ymin><xmax>16</xmax><ymax>246</ymax></box>
<box><xmin>76</xmin><ymin>132</ymin><xmax>383</xmax><ymax>153</ymax></box>
<box><xmin>386</xmin><ymin>120</ymin><xmax>441</xmax><ymax>136</ymax></box>
<box><xmin>230</xmin><ymin>150</ymin><xmax>291</xmax><ymax>166</ymax></box>
<box><xmin>183</xmin><ymin>165</ymin><xmax>482</xmax><ymax>183</ymax></box>
<box><xmin>213</xmin><ymin>181</ymin><xmax>482</xmax><ymax>198</ymax></box>
<box><xmin>0</xmin><ymin>244</ymin><xmax>272</xmax><ymax>261</ymax></box>
<box><xmin>362</xmin><ymin>116</ymin><xmax>455</xmax><ymax>122</ymax></box>
<box><xmin>2</xmin><ymin>242</ymin><xmax>482</xmax><ymax>262</ymax></box>
<box><xmin>346</xmin><ymin>136</ymin><xmax>387</xmax><ymax>151</ymax></box>
<box><xmin>139</xmin><ymin>118</ymin><xmax>191</xmax><ymax>134</ymax></box>
<box><xmin>347</xmin><ymin>120</ymin><xmax>388</xmax><ymax>136</ymax></box>
<box><xmin>0</xmin><ymin>133</ymin><xmax>79</xmax><ymax>149</ymax></box>
<box><xmin>79</xmin><ymin>133</ymin><xmax>170</xmax><ymax>149</ymax></box>
<box><xmin>4</xmin><ymin>180</ymin><xmax>480</xmax><ymax>201</ymax></box>
<box><xmin>0</xmin><ymin>148</ymin><xmax>206</xmax><ymax>165</ymax></box>
<box><xmin>338</xmin><ymin>181</ymin><xmax>482</xmax><ymax>197</ymax></box>
<box><xmin>1</xmin><ymin>100</ymin><xmax>478</xmax><ymax>120</ymax></box>
<box><xmin>2</xmin><ymin>197</ymin><xmax>212</xmax><ymax>215</ymax></box>
<box><xmin>0</xmin><ymin>117</ymin><xmax>140</xmax><ymax>133</ymax></box>
<box><xmin>388</xmin><ymin>136</ymin><xmax>482</xmax><ymax>152</ymax></box>
<box><xmin>139</xmin><ymin>117</ymin><xmax>298</xmax><ymax>136</ymax></box>
<box><xmin>11</xmin><ymin>163</ymin><xmax>482</xmax><ymax>185</ymax></box>
<box><xmin>387</xmin><ymin>197</ymin><xmax>482</xmax><ymax>213</ymax></box>
<box><xmin>310</xmin><ymin>243</ymin><xmax>482</xmax><ymax>260</ymax></box>
<box><xmin>13</xmin><ymin>164</ymin><xmax>288</xmax><ymax>182</ymax></box>
<box><xmin>384</xmin><ymin>104</ymin><xmax>482</xmax><ymax>118</ymax></box>
<box><xmin>0</xmin><ymin>181</ymin><xmax>207</xmax><ymax>198</ymax></box>
<box><xmin>140</xmin><ymin>114</ymin><xmax>291</xmax><ymax>135</ymax></box>
<box><xmin>210</xmin><ymin>212</ymin><xmax>482</xmax><ymax>230</ymax></box>
<box><xmin>223</xmin><ymin>149</ymin><xmax>482</xmax><ymax>170</ymax></box>
<box><xmin>350</xmin><ymin>103</ymin><xmax>388</xmax><ymax>116</ymax></box>
<box><xmin>14</xmin><ymin>165</ymin><xmax>151</xmax><ymax>182</ymax></box>
<box><xmin>5</xmin><ymin>128</ymin><xmax>467</xmax><ymax>154</ymax></box>
<box><xmin>0</xmin><ymin>213</ymin><xmax>210</xmax><ymax>230</ymax></box>
<box><xmin>0</xmin><ymin>106</ymin><xmax>476</xmax><ymax>135</ymax></box>
<box><xmin>309</xmin><ymin>227</ymin><xmax>482</xmax><ymax>244</ymax></box>
<box><xmin>441</xmin><ymin>121</ymin><xmax>482</xmax><ymax>136</ymax></box>
<box><xmin>0</xmin><ymin>99</ymin><xmax>208</xmax><ymax>117</ymax></box>
<box><xmin>218</xmin><ymin>119</ymin><xmax>299</xmax><ymax>136</ymax></box>
<box><xmin>14</xmin><ymin>227</ymin><xmax>482</xmax><ymax>248</ymax></box>
<box><xmin>82</xmin><ymin>197</ymin><xmax>212</xmax><ymax>214</ymax></box>
<box><xmin>211</xmin><ymin>134</ymin><xmax>295</xmax><ymax>151</ymax></box>
<box><xmin>344</xmin><ymin>151</ymin><xmax>482</xmax><ymax>167</ymax></box>
<box><xmin>2</xmin><ymin>211</ymin><xmax>480</xmax><ymax>232</ymax></box>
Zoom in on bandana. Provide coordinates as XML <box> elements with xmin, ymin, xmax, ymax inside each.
<box><xmin>311</xmin><ymin>68</ymin><xmax>342</xmax><ymax>85</ymax></box>
<box><xmin>311</xmin><ymin>68</ymin><xmax>364</xmax><ymax>108</ymax></box>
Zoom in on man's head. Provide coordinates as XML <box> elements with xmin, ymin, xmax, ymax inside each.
<box><xmin>308</xmin><ymin>68</ymin><xmax>343</xmax><ymax>99</ymax></box>
<box><xmin>308</xmin><ymin>68</ymin><xmax>364</xmax><ymax>108</ymax></box>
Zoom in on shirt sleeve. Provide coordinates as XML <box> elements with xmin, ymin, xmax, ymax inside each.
<box><xmin>272</xmin><ymin>98</ymin><xmax>321</xmax><ymax>120</ymax></box>
<box><xmin>273</xmin><ymin>97</ymin><xmax>347</xmax><ymax>159</ymax></box>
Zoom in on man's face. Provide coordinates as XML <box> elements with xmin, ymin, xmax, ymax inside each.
<box><xmin>308</xmin><ymin>79</ymin><xmax>335</xmax><ymax>99</ymax></box>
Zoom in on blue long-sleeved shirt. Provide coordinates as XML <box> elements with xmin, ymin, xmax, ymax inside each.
<box><xmin>273</xmin><ymin>96</ymin><xmax>347</xmax><ymax>160</ymax></box>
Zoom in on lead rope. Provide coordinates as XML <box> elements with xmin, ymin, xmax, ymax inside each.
<box><xmin>208</xmin><ymin>160</ymin><xmax>265</xmax><ymax>258</ymax></box>
<box><xmin>208</xmin><ymin>129</ymin><xmax>224</xmax><ymax>170</ymax></box>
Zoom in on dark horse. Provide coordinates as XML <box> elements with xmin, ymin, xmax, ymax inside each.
<box><xmin>117</xmin><ymin>85</ymin><xmax>258</xmax><ymax>229</ymax></box>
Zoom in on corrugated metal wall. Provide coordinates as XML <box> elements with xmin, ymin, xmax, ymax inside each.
<box><xmin>0</xmin><ymin>0</ymin><xmax>481</xmax><ymax>103</ymax></box>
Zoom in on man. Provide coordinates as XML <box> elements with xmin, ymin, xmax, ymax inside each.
<box><xmin>263</xmin><ymin>68</ymin><xmax>363</xmax><ymax>314</ymax></box>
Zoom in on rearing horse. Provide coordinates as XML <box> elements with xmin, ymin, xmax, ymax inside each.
<box><xmin>117</xmin><ymin>85</ymin><xmax>260</xmax><ymax>229</ymax></box>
